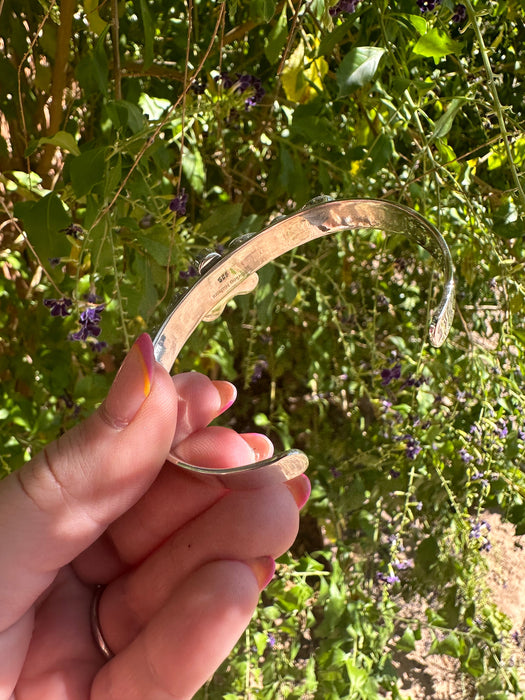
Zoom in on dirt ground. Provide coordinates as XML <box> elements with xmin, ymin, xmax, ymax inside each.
<box><xmin>394</xmin><ymin>511</ymin><xmax>525</xmax><ymax>699</ymax></box>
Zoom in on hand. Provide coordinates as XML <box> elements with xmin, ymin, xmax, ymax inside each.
<box><xmin>0</xmin><ymin>334</ymin><xmax>310</xmax><ymax>700</ymax></box>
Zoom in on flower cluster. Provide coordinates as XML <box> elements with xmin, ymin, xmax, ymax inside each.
<box><xmin>451</xmin><ymin>3</ymin><xmax>467</xmax><ymax>22</ymax></box>
<box><xmin>217</xmin><ymin>72</ymin><xmax>265</xmax><ymax>110</ymax></box>
<box><xmin>70</xmin><ymin>304</ymin><xmax>105</xmax><ymax>341</ymax></box>
<box><xmin>376</xmin><ymin>571</ymin><xmax>400</xmax><ymax>585</ymax></box>
<box><xmin>190</xmin><ymin>77</ymin><xmax>207</xmax><ymax>95</ymax></box>
<box><xmin>251</xmin><ymin>357</ymin><xmax>269</xmax><ymax>383</ymax></box>
<box><xmin>416</xmin><ymin>0</ymin><xmax>442</xmax><ymax>11</ymax></box>
<box><xmin>179</xmin><ymin>264</ymin><xmax>198</xmax><ymax>280</ymax></box>
<box><xmin>43</xmin><ymin>297</ymin><xmax>72</xmax><ymax>317</ymax></box>
<box><xmin>404</xmin><ymin>435</ymin><xmax>422</xmax><ymax>460</ymax></box>
<box><xmin>459</xmin><ymin>446</ymin><xmax>474</xmax><ymax>463</ymax></box>
<box><xmin>169</xmin><ymin>188</ymin><xmax>188</xmax><ymax>216</ymax></box>
<box><xmin>381</xmin><ymin>362</ymin><xmax>401</xmax><ymax>386</ymax></box>
<box><xmin>329</xmin><ymin>0</ymin><xmax>361</xmax><ymax>17</ymax></box>
<box><xmin>469</xmin><ymin>518</ymin><xmax>491</xmax><ymax>552</ymax></box>
<box><xmin>60</xmin><ymin>223</ymin><xmax>83</xmax><ymax>240</ymax></box>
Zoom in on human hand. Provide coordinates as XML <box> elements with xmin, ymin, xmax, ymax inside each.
<box><xmin>0</xmin><ymin>334</ymin><xmax>310</xmax><ymax>700</ymax></box>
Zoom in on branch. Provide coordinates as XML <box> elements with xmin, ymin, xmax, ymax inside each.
<box><xmin>37</xmin><ymin>0</ymin><xmax>75</xmax><ymax>183</ymax></box>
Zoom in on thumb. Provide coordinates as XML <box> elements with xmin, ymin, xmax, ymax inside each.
<box><xmin>0</xmin><ymin>334</ymin><xmax>178</xmax><ymax>632</ymax></box>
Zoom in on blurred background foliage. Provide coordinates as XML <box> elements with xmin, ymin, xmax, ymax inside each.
<box><xmin>2</xmin><ymin>0</ymin><xmax>525</xmax><ymax>696</ymax></box>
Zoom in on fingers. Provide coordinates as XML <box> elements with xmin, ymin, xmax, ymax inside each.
<box><xmin>0</xmin><ymin>335</ymin><xmax>179</xmax><ymax>632</ymax></box>
<box><xmin>91</xmin><ymin>560</ymin><xmax>272</xmax><ymax>700</ymax></box>
<box><xmin>170</xmin><ymin>373</ymin><xmax>237</xmax><ymax>445</ymax></box>
<box><xmin>96</xmin><ymin>479</ymin><xmax>305</xmax><ymax>653</ymax></box>
<box><xmin>73</xmin><ymin>425</ymin><xmax>272</xmax><ymax>583</ymax></box>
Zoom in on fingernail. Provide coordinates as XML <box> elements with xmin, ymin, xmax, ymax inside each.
<box><xmin>285</xmin><ymin>474</ymin><xmax>311</xmax><ymax>510</ymax></box>
<box><xmin>212</xmin><ymin>380</ymin><xmax>237</xmax><ymax>415</ymax></box>
<box><xmin>247</xmin><ymin>556</ymin><xmax>276</xmax><ymax>589</ymax></box>
<box><xmin>103</xmin><ymin>333</ymin><xmax>154</xmax><ymax>427</ymax></box>
<box><xmin>241</xmin><ymin>433</ymin><xmax>274</xmax><ymax>461</ymax></box>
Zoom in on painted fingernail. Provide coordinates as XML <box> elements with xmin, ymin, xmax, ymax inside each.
<box><xmin>247</xmin><ymin>556</ymin><xmax>276</xmax><ymax>589</ymax></box>
<box><xmin>103</xmin><ymin>333</ymin><xmax>154</xmax><ymax>427</ymax></box>
<box><xmin>241</xmin><ymin>433</ymin><xmax>274</xmax><ymax>461</ymax></box>
<box><xmin>285</xmin><ymin>474</ymin><xmax>311</xmax><ymax>510</ymax></box>
<box><xmin>213</xmin><ymin>380</ymin><xmax>237</xmax><ymax>414</ymax></box>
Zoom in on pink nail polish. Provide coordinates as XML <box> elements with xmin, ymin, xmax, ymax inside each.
<box><xmin>213</xmin><ymin>380</ymin><xmax>237</xmax><ymax>414</ymax></box>
<box><xmin>248</xmin><ymin>556</ymin><xmax>276</xmax><ymax>589</ymax></box>
<box><xmin>285</xmin><ymin>474</ymin><xmax>311</xmax><ymax>510</ymax></box>
<box><xmin>103</xmin><ymin>333</ymin><xmax>155</xmax><ymax>427</ymax></box>
<box><xmin>134</xmin><ymin>333</ymin><xmax>155</xmax><ymax>398</ymax></box>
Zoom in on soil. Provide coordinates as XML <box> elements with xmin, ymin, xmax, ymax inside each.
<box><xmin>394</xmin><ymin>511</ymin><xmax>525</xmax><ymax>699</ymax></box>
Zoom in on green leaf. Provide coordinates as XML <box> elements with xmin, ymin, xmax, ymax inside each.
<box><xmin>363</xmin><ymin>133</ymin><xmax>394</xmax><ymax>175</ymax></box>
<box><xmin>13</xmin><ymin>193</ymin><xmax>70</xmax><ymax>263</ymax></box>
<box><xmin>397</xmin><ymin>627</ymin><xmax>416</xmax><ymax>652</ymax></box>
<box><xmin>136</xmin><ymin>232</ymin><xmax>172</xmax><ymax>266</ymax></box>
<box><xmin>406</xmin><ymin>13</ymin><xmax>428</xmax><ymax>35</ymax></box>
<box><xmin>181</xmin><ymin>146</ymin><xmax>205</xmax><ymax>194</ymax></box>
<box><xmin>201</xmin><ymin>203</ymin><xmax>243</xmax><ymax>237</ymax></box>
<box><xmin>264</xmin><ymin>4</ymin><xmax>287</xmax><ymax>63</ymax></box>
<box><xmin>429</xmin><ymin>631</ymin><xmax>463</xmax><ymax>658</ymax></box>
<box><xmin>336</xmin><ymin>46</ymin><xmax>386</xmax><ymax>96</ymax></box>
<box><xmin>413</xmin><ymin>28</ymin><xmax>462</xmax><ymax>64</ymax></box>
<box><xmin>431</xmin><ymin>97</ymin><xmax>466</xmax><ymax>140</ymax></box>
<box><xmin>250</xmin><ymin>0</ymin><xmax>275</xmax><ymax>22</ymax></box>
<box><xmin>75</xmin><ymin>26</ymin><xmax>110</xmax><ymax>94</ymax></box>
<box><xmin>84</xmin><ymin>0</ymin><xmax>108</xmax><ymax>33</ymax></box>
<box><xmin>105</xmin><ymin>100</ymin><xmax>145</xmax><ymax>133</ymax></box>
<box><xmin>70</xmin><ymin>147</ymin><xmax>107</xmax><ymax>198</ymax></box>
<box><xmin>138</xmin><ymin>0</ymin><xmax>154</xmax><ymax>69</ymax></box>
<box><xmin>415</xmin><ymin>535</ymin><xmax>439</xmax><ymax>568</ymax></box>
<box><xmin>27</xmin><ymin>130</ymin><xmax>81</xmax><ymax>157</ymax></box>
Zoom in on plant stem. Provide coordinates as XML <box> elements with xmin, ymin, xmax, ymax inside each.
<box><xmin>111</xmin><ymin>0</ymin><xmax>122</xmax><ymax>101</ymax></box>
<box><xmin>463</xmin><ymin>0</ymin><xmax>525</xmax><ymax>210</ymax></box>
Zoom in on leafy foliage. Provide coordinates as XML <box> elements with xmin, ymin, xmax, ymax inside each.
<box><xmin>2</xmin><ymin>0</ymin><xmax>525</xmax><ymax>696</ymax></box>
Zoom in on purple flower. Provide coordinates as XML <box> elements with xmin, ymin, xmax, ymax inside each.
<box><xmin>60</xmin><ymin>223</ymin><xmax>83</xmax><ymax>239</ymax></box>
<box><xmin>393</xmin><ymin>559</ymin><xmax>414</xmax><ymax>571</ymax></box>
<box><xmin>451</xmin><ymin>3</ymin><xmax>466</xmax><ymax>22</ymax></box>
<box><xmin>43</xmin><ymin>297</ymin><xmax>73</xmax><ymax>317</ymax></box>
<box><xmin>236</xmin><ymin>74</ymin><xmax>265</xmax><ymax>109</ymax></box>
<box><xmin>217</xmin><ymin>72</ymin><xmax>265</xmax><ymax>109</ymax></box>
<box><xmin>190</xmin><ymin>78</ymin><xmax>207</xmax><ymax>95</ymax></box>
<box><xmin>251</xmin><ymin>358</ymin><xmax>269</xmax><ymax>383</ymax></box>
<box><xmin>179</xmin><ymin>264</ymin><xmax>198</xmax><ymax>280</ymax></box>
<box><xmin>377</xmin><ymin>572</ymin><xmax>400</xmax><ymax>584</ymax></box>
<box><xmin>381</xmin><ymin>362</ymin><xmax>401</xmax><ymax>386</ymax></box>
<box><xmin>417</xmin><ymin>0</ymin><xmax>442</xmax><ymax>11</ymax></box>
<box><xmin>91</xmin><ymin>340</ymin><xmax>108</xmax><ymax>352</ymax></box>
<box><xmin>459</xmin><ymin>447</ymin><xmax>474</xmax><ymax>463</ymax></box>
<box><xmin>329</xmin><ymin>0</ymin><xmax>361</xmax><ymax>17</ymax></box>
<box><xmin>70</xmin><ymin>304</ymin><xmax>105</xmax><ymax>341</ymax></box>
<box><xmin>84</xmin><ymin>291</ymin><xmax>102</xmax><ymax>303</ymax></box>
<box><xmin>496</xmin><ymin>420</ymin><xmax>508</xmax><ymax>438</ymax></box>
<box><xmin>169</xmin><ymin>188</ymin><xmax>188</xmax><ymax>216</ymax></box>
<box><xmin>469</xmin><ymin>519</ymin><xmax>491</xmax><ymax>551</ymax></box>
<box><xmin>216</xmin><ymin>72</ymin><xmax>234</xmax><ymax>89</ymax></box>
<box><xmin>267</xmin><ymin>633</ymin><xmax>276</xmax><ymax>648</ymax></box>
<box><xmin>405</xmin><ymin>436</ymin><xmax>421</xmax><ymax>460</ymax></box>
